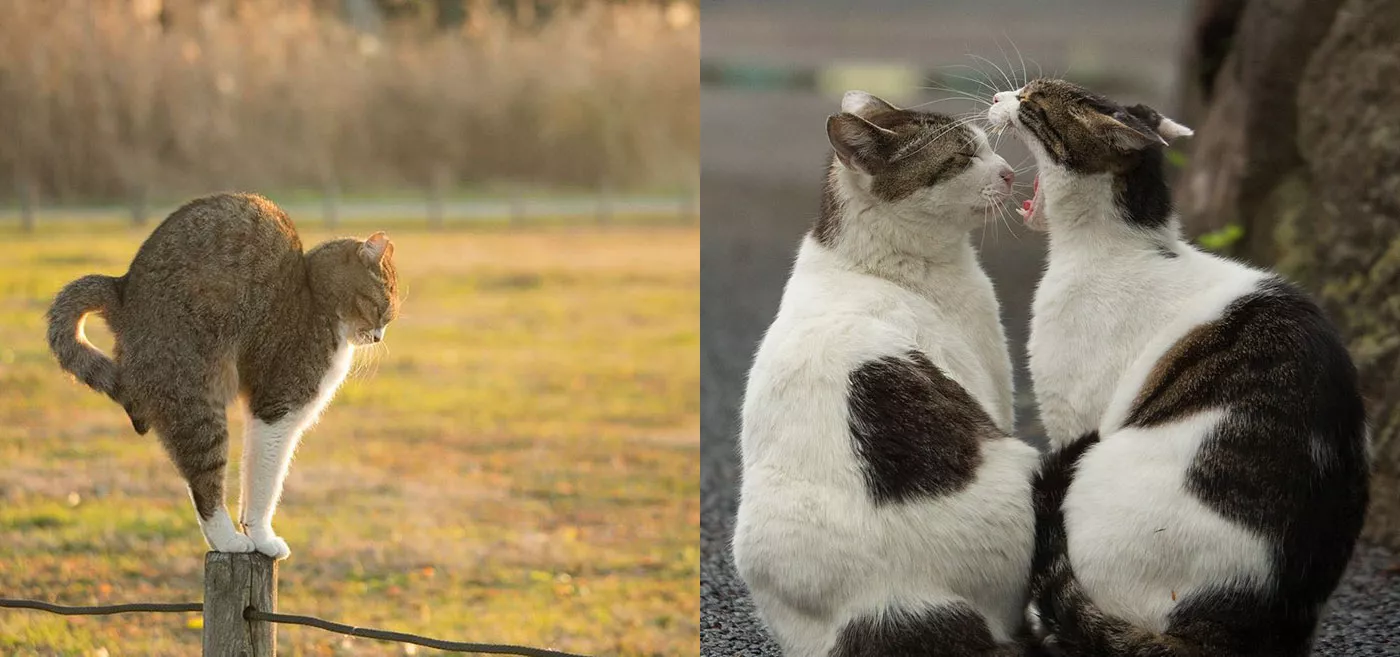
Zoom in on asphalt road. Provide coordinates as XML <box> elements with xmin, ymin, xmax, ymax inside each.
<box><xmin>699</xmin><ymin>4</ymin><xmax>1400</xmax><ymax>655</ymax></box>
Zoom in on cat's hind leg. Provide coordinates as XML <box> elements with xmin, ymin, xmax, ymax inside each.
<box><xmin>152</xmin><ymin>399</ymin><xmax>253</xmax><ymax>553</ymax></box>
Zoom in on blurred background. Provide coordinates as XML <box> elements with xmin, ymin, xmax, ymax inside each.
<box><xmin>0</xmin><ymin>0</ymin><xmax>698</xmax><ymax>226</ymax></box>
<box><xmin>0</xmin><ymin>1</ymin><xmax>698</xmax><ymax>655</ymax></box>
<box><xmin>700</xmin><ymin>1</ymin><xmax>1400</xmax><ymax>655</ymax></box>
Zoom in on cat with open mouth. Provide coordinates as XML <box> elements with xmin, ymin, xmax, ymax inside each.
<box><xmin>988</xmin><ymin>79</ymin><xmax>1369</xmax><ymax>657</ymax></box>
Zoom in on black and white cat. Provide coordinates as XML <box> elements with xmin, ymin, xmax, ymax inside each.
<box><xmin>988</xmin><ymin>79</ymin><xmax>1369</xmax><ymax>656</ymax></box>
<box><xmin>733</xmin><ymin>91</ymin><xmax>1040</xmax><ymax>657</ymax></box>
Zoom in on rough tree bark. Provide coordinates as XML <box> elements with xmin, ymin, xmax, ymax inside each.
<box><xmin>1178</xmin><ymin>0</ymin><xmax>1400</xmax><ymax>549</ymax></box>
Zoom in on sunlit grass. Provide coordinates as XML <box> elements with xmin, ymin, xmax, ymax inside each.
<box><xmin>0</xmin><ymin>219</ymin><xmax>699</xmax><ymax>656</ymax></box>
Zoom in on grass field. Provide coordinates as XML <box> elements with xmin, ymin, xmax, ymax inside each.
<box><xmin>0</xmin><ymin>219</ymin><xmax>699</xmax><ymax>656</ymax></box>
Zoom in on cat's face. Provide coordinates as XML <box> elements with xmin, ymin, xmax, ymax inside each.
<box><xmin>828</xmin><ymin>91</ymin><xmax>1014</xmax><ymax>220</ymax></box>
<box><xmin>984</xmin><ymin>79</ymin><xmax>1192</xmax><ymax>228</ymax></box>
<box><xmin>310</xmin><ymin>233</ymin><xmax>400</xmax><ymax>346</ymax></box>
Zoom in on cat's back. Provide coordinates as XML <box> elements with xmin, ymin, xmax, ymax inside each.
<box><xmin>132</xmin><ymin>193</ymin><xmax>302</xmax><ymax>272</ymax></box>
<box><xmin>741</xmin><ymin>238</ymin><xmax>989</xmax><ymax>472</ymax></box>
<box><xmin>746</xmin><ymin>244</ymin><xmax>921</xmax><ymax>419</ymax></box>
<box><xmin>122</xmin><ymin>193</ymin><xmax>305</xmax><ymax>315</ymax></box>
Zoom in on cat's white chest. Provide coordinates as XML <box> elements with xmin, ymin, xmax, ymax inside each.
<box><xmin>312</xmin><ymin>333</ymin><xmax>355</xmax><ymax>414</ymax></box>
<box><xmin>1029</xmin><ymin>264</ymin><xmax>1149</xmax><ymax>445</ymax></box>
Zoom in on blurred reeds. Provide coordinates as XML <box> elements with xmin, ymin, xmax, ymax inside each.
<box><xmin>0</xmin><ymin>0</ymin><xmax>699</xmax><ymax>206</ymax></box>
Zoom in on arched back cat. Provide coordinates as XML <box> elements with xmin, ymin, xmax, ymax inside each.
<box><xmin>48</xmin><ymin>192</ymin><xmax>400</xmax><ymax>560</ymax></box>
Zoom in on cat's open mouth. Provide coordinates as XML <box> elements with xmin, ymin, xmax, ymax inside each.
<box><xmin>1015</xmin><ymin>175</ymin><xmax>1046</xmax><ymax>231</ymax></box>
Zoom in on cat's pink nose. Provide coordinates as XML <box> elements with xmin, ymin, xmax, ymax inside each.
<box><xmin>1000</xmin><ymin>168</ymin><xmax>1015</xmax><ymax>189</ymax></box>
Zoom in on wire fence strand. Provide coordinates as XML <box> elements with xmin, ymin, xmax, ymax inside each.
<box><xmin>1</xmin><ymin>598</ymin><xmax>593</xmax><ymax>657</ymax></box>
<box><xmin>246</xmin><ymin>610</ymin><xmax>592</xmax><ymax>657</ymax></box>
<box><xmin>0</xmin><ymin>598</ymin><xmax>201</xmax><ymax>615</ymax></box>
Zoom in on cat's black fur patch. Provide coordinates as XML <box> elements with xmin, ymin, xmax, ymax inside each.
<box><xmin>830</xmin><ymin>603</ymin><xmax>1025</xmax><ymax>657</ymax></box>
<box><xmin>1127</xmin><ymin>276</ymin><xmax>1368</xmax><ymax>614</ymax></box>
<box><xmin>1037</xmin><ymin>277</ymin><xmax>1368</xmax><ymax>655</ymax></box>
<box><xmin>847</xmin><ymin>351</ymin><xmax>1001</xmax><ymax>506</ymax></box>
<box><xmin>1113</xmin><ymin>147</ymin><xmax>1172</xmax><ymax>230</ymax></box>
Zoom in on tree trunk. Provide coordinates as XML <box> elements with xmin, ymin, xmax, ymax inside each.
<box><xmin>1179</xmin><ymin>0</ymin><xmax>1400</xmax><ymax>549</ymax></box>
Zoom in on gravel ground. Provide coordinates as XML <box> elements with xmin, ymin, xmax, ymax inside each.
<box><xmin>699</xmin><ymin>6</ymin><xmax>1400</xmax><ymax>653</ymax></box>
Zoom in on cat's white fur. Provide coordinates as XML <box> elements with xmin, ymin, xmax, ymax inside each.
<box><xmin>198</xmin><ymin>327</ymin><xmax>355</xmax><ymax>559</ymax></box>
<box><xmin>989</xmin><ymin>89</ymin><xmax>1274</xmax><ymax>631</ymax></box>
<box><xmin>733</xmin><ymin>118</ymin><xmax>1039</xmax><ymax>656</ymax></box>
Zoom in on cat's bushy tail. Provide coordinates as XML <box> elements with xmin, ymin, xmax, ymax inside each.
<box><xmin>47</xmin><ymin>274</ymin><xmax>124</xmax><ymax>403</ymax></box>
<box><xmin>1034</xmin><ymin>553</ymin><xmax>1193</xmax><ymax>656</ymax></box>
<box><xmin>1031</xmin><ymin>431</ymin><xmax>1191</xmax><ymax>656</ymax></box>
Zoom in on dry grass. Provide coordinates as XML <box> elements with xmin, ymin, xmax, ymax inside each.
<box><xmin>0</xmin><ymin>0</ymin><xmax>699</xmax><ymax>203</ymax></box>
<box><xmin>0</xmin><ymin>219</ymin><xmax>699</xmax><ymax>656</ymax></box>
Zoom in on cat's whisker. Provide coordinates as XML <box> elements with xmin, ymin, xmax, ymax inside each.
<box><xmin>994</xmin><ymin>37</ymin><xmax>1020</xmax><ymax>89</ymax></box>
<box><xmin>1001</xmin><ymin>33</ymin><xmax>1031</xmax><ymax>87</ymax></box>
<box><xmin>905</xmin><ymin>95</ymin><xmax>987</xmax><ymax>110</ymax></box>
<box><xmin>998</xmin><ymin>201</ymin><xmax>1022</xmax><ymax>240</ymax></box>
<box><xmin>967</xmin><ymin>53</ymin><xmax>1015</xmax><ymax>93</ymax></box>
<box><xmin>921</xmin><ymin>84</ymin><xmax>993</xmax><ymax>109</ymax></box>
<box><xmin>900</xmin><ymin>115</ymin><xmax>983</xmax><ymax>160</ymax></box>
<box><xmin>929</xmin><ymin>72</ymin><xmax>996</xmax><ymax>100</ymax></box>
<box><xmin>930</xmin><ymin>64</ymin><xmax>1000</xmax><ymax>94</ymax></box>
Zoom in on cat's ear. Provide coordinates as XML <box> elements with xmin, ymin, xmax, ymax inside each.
<box><xmin>1090</xmin><ymin>109</ymin><xmax>1169</xmax><ymax>151</ymax></box>
<box><xmin>1124</xmin><ymin>103</ymin><xmax>1194</xmax><ymax>143</ymax></box>
<box><xmin>827</xmin><ymin>112</ymin><xmax>896</xmax><ymax>174</ymax></box>
<box><xmin>840</xmin><ymin>90</ymin><xmax>898</xmax><ymax>119</ymax></box>
<box><xmin>360</xmin><ymin>231</ymin><xmax>393</xmax><ymax>265</ymax></box>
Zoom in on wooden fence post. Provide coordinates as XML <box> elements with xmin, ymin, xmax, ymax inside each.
<box><xmin>203</xmin><ymin>552</ymin><xmax>277</xmax><ymax>656</ymax></box>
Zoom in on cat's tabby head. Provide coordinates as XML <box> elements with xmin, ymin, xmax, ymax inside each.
<box><xmin>985</xmin><ymin>78</ymin><xmax>1193</xmax><ymax>230</ymax></box>
<box><xmin>308</xmin><ymin>232</ymin><xmax>400</xmax><ymax>346</ymax></box>
<box><xmin>824</xmin><ymin>91</ymin><xmax>1014</xmax><ymax>227</ymax></box>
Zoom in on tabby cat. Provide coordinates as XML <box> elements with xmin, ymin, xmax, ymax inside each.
<box><xmin>48</xmin><ymin>192</ymin><xmax>400</xmax><ymax>560</ymax></box>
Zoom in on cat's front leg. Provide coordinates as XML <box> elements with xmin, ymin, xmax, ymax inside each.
<box><xmin>238</xmin><ymin>412</ymin><xmax>307</xmax><ymax>560</ymax></box>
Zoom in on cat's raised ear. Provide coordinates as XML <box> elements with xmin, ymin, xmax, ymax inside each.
<box><xmin>1125</xmin><ymin>103</ymin><xmax>1194</xmax><ymax>143</ymax></box>
<box><xmin>360</xmin><ymin>231</ymin><xmax>394</xmax><ymax>265</ymax></box>
<box><xmin>827</xmin><ymin>112</ymin><xmax>895</xmax><ymax>174</ymax></box>
<box><xmin>840</xmin><ymin>90</ymin><xmax>898</xmax><ymax>119</ymax></box>
<box><xmin>1090</xmin><ymin>109</ymin><xmax>1168</xmax><ymax>151</ymax></box>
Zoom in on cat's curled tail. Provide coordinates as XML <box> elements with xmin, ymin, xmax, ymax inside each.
<box><xmin>1033</xmin><ymin>552</ymin><xmax>1196</xmax><ymax>656</ymax></box>
<box><xmin>1030</xmin><ymin>431</ymin><xmax>1196</xmax><ymax>657</ymax></box>
<box><xmin>47</xmin><ymin>275</ymin><xmax>133</xmax><ymax>424</ymax></box>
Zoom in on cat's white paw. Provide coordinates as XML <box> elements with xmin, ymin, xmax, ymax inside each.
<box><xmin>200</xmin><ymin>510</ymin><xmax>256</xmax><ymax>553</ymax></box>
<box><xmin>248</xmin><ymin>530</ymin><xmax>291</xmax><ymax>560</ymax></box>
<box><xmin>208</xmin><ymin>531</ymin><xmax>257</xmax><ymax>553</ymax></box>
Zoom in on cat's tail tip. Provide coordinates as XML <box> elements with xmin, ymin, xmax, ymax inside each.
<box><xmin>47</xmin><ymin>274</ymin><xmax>123</xmax><ymax>402</ymax></box>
